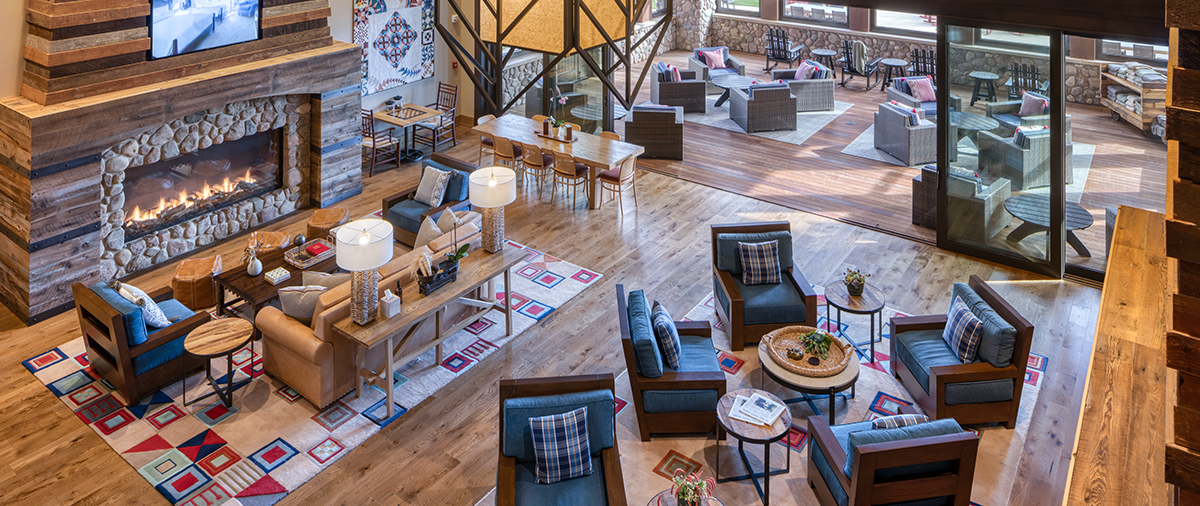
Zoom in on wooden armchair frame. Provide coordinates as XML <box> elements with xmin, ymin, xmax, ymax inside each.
<box><xmin>711</xmin><ymin>222</ymin><xmax>819</xmax><ymax>351</ymax></box>
<box><xmin>889</xmin><ymin>275</ymin><xmax>1034</xmax><ymax>428</ymax></box>
<box><xmin>72</xmin><ymin>284</ymin><xmax>209</xmax><ymax>405</ymax></box>
<box><xmin>382</xmin><ymin>153</ymin><xmax>479</xmax><ymax>246</ymax></box>
<box><xmin>497</xmin><ymin>374</ymin><xmax>626</xmax><ymax>506</ymax></box>
<box><xmin>807</xmin><ymin>405</ymin><xmax>979</xmax><ymax>506</ymax></box>
<box><xmin>616</xmin><ymin>284</ymin><xmax>726</xmax><ymax>441</ymax></box>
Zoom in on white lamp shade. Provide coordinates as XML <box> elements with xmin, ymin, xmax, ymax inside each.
<box><xmin>335</xmin><ymin>218</ymin><xmax>394</xmax><ymax>271</ymax></box>
<box><xmin>469</xmin><ymin>167</ymin><xmax>518</xmax><ymax>208</ymax></box>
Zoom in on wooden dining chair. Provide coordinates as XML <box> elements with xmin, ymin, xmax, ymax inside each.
<box><xmin>599</xmin><ymin>156</ymin><xmax>638</xmax><ymax>214</ymax></box>
<box><xmin>551</xmin><ymin>150</ymin><xmax>590</xmax><ymax>209</ymax></box>
<box><xmin>477</xmin><ymin>114</ymin><xmax>496</xmax><ymax>164</ymax></box>
<box><xmin>600</xmin><ymin>131</ymin><xmax>621</xmax><ymax>141</ymax></box>
<box><xmin>532</xmin><ymin>115</ymin><xmax>550</xmax><ymax>124</ymax></box>
<box><xmin>361</xmin><ymin>109</ymin><xmax>399</xmax><ymax>177</ymax></box>
<box><xmin>413</xmin><ymin>82</ymin><xmax>459</xmax><ymax>152</ymax></box>
<box><xmin>493</xmin><ymin>136</ymin><xmax>524</xmax><ymax>181</ymax></box>
<box><xmin>565</xmin><ymin>122</ymin><xmax>583</xmax><ymax>132</ymax></box>
<box><xmin>520</xmin><ymin>143</ymin><xmax>554</xmax><ymax>192</ymax></box>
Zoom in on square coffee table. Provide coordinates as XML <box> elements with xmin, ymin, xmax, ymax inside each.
<box><xmin>215</xmin><ymin>247</ymin><xmax>339</xmax><ymax>331</ymax></box>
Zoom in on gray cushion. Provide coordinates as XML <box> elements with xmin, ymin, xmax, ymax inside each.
<box><xmin>715</xmin><ymin>231</ymin><xmax>793</xmax><ymax>275</ymax></box>
<box><xmin>642</xmin><ymin>389</ymin><xmax>720</xmax><ymax>413</ymax></box>
<box><xmin>387</xmin><ymin>199</ymin><xmax>431</xmax><ymax>234</ymax></box>
<box><xmin>845</xmin><ymin>418</ymin><xmax>963</xmax><ymax>484</ymax></box>
<box><xmin>993</xmin><ymin>113</ymin><xmax>1021</xmax><ymax>130</ymax></box>
<box><xmin>502</xmin><ymin>389</ymin><xmax>615</xmax><ymax>463</ymax></box>
<box><xmin>708</xmin><ymin>67</ymin><xmax>738</xmax><ymax>77</ymax></box>
<box><xmin>894</xmin><ymin>329</ymin><xmax>1014</xmax><ymax>405</ymax></box>
<box><xmin>735</xmin><ymin>276</ymin><xmax>806</xmax><ymax>326</ymax></box>
<box><xmin>628</xmin><ymin>290</ymin><xmax>664</xmax><ymax>378</ymax></box>
<box><xmin>514</xmin><ymin>457</ymin><xmax>608</xmax><ymax>506</ymax></box>
<box><xmin>952</xmin><ymin>283</ymin><xmax>1018</xmax><ymax>367</ymax></box>
<box><xmin>672</xmin><ymin>335</ymin><xmax>721</xmax><ymax>372</ymax></box>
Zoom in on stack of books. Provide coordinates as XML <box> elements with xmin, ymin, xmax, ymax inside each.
<box><xmin>729</xmin><ymin>392</ymin><xmax>785</xmax><ymax>426</ymax></box>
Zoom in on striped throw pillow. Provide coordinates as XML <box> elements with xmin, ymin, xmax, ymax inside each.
<box><xmin>651</xmin><ymin>301</ymin><xmax>682</xmax><ymax>369</ymax></box>
<box><xmin>738</xmin><ymin>241</ymin><xmax>781</xmax><ymax>285</ymax></box>
<box><xmin>942</xmin><ymin>296</ymin><xmax>984</xmax><ymax>363</ymax></box>
<box><xmin>872</xmin><ymin>413</ymin><xmax>929</xmax><ymax>429</ymax></box>
<box><xmin>530</xmin><ymin>407</ymin><xmax>593</xmax><ymax>484</ymax></box>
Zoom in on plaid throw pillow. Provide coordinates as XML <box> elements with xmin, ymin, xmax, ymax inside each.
<box><xmin>530</xmin><ymin>407</ymin><xmax>593</xmax><ymax>484</ymax></box>
<box><xmin>651</xmin><ymin>301</ymin><xmax>682</xmax><ymax>369</ymax></box>
<box><xmin>942</xmin><ymin>296</ymin><xmax>984</xmax><ymax>363</ymax></box>
<box><xmin>872</xmin><ymin>413</ymin><xmax>929</xmax><ymax>429</ymax></box>
<box><xmin>738</xmin><ymin>241</ymin><xmax>781</xmax><ymax>285</ymax></box>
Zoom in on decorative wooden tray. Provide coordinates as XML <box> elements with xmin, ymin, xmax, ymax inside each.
<box><xmin>763</xmin><ymin>326</ymin><xmax>852</xmax><ymax>378</ymax></box>
<box><xmin>284</xmin><ymin>239</ymin><xmax>335</xmax><ymax>269</ymax></box>
<box><xmin>534</xmin><ymin>130</ymin><xmax>578</xmax><ymax>143</ymax></box>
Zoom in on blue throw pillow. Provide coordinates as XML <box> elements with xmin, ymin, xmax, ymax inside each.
<box><xmin>738</xmin><ymin>240</ymin><xmax>781</xmax><ymax>285</ymax></box>
<box><xmin>872</xmin><ymin>413</ymin><xmax>929</xmax><ymax>429</ymax></box>
<box><xmin>530</xmin><ymin>407</ymin><xmax>593</xmax><ymax>484</ymax></box>
<box><xmin>651</xmin><ymin>301</ymin><xmax>682</xmax><ymax>370</ymax></box>
<box><xmin>943</xmin><ymin>296</ymin><xmax>983</xmax><ymax>363</ymax></box>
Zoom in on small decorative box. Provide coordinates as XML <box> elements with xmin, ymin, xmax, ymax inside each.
<box><xmin>285</xmin><ymin>238</ymin><xmax>335</xmax><ymax>269</ymax></box>
<box><xmin>379</xmin><ymin>291</ymin><xmax>402</xmax><ymax>319</ymax></box>
<box><xmin>264</xmin><ymin>267</ymin><xmax>291</xmax><ymax>286</ymax></box>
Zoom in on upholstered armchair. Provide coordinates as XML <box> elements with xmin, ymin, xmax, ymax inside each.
<box><xmin>945</xmin><ymin>168</ymin><xmax>1011</xmax><ymax>245</ymax></box>
<box><xmin>984</xmin><ymin>100</ymin><xmax>1073</xmax><ymax>143</ymax></box>
<box><xmin>711</xmin><ymin>222</ymin><xmax>819</xmax><ymax>351</ymax></box>
<box><xmin>771</xmin><ymin>62</ymin><xmax>835</xmax><ymax>113</ymax></box>
<box><xmin>497</xmin><ymin>374</ymin><xmax>627</xmax><ymax>506</ymax></box>
<box><xmin>808</xmin><ymin>407</ymin><xmax>979</xmax><ymax>506</ymax></box>
<box><xmin>623</xmin><ymin>106</ymin><xmax>684</xmax><ymax>160</ymax></box>
<box><xmin>383</xmin><ymin>153</ymin><xmax>478</xmax><ymax>246</ymax></box>
<box><xmin>885</xmin><ymin>76</ymin><xmax>962</xmax><ymax>119</ymax></box>
<box><xmin>72</xmin><ymin>282</ymin><xmax>210</xmax><ymax>405</ymax></box>
<box><xmin>874</xmin><ymin>103</ymin><xmax>936</xmax><ymax>166</ymax></box>
<box><xmin>650</xmin><ymin>68</ymin><xmax>706</xmax><ymax>113</ymax></box>
<box><xmin>617</xmin><ymin>284</ymin><xmax>726</xmax><ymax>441</ymax></box>
<box><xmin>688</xmin><ymin>46</ymin><xmax>746</xmax><ymax>95</ymax></box>
<box><xmin>977</xmin><ymin>129</ymin><xmax>1073</xmax><ymax>191</ymax></box>
<box><xmin>890</xmin><ymin>275</ymin><xmax>1034</xmax><ymax>428</ymax></box>
<box><xmin>730</xmin><ymin>85</ymin><xmax>797</xmax><ymax>133</ymax></box>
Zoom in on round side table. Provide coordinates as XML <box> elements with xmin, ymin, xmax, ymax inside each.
<box><xmin>183</xmin><ymin>318</ymin><xmax>254</xmax><ymax>408</ymax></box>
<box><xmin>810</xmin><ymin>48</ymin><xmax>838</xmax><ymax>70</ymax></box>
<box><xmin>969</xmin><ymin>71</ymin><xmax>1000</xmax><ymax>106</ymax></box>
<box><xmin>758</xmin><ymin>332</ymin><xmax>860</xmax><ymax>425</ymax></box>
<box><xmin>649</xmin><ymin>490</ymin><xmax>726</xmax><ymax>506</ymax></box>
<box><xmin>824</xmin><ymin>282</ymin><xmax>886</xmax><ymax>363</ymax></box>
<box><xmin>715</xmin><ymin>389</ymin><xmax>791</xmax><ymax>506</ymax></box>
<box><xmin>879</xmin><ymin>58</ymin><xmax>909</xmax><ymax>92</ymax></box>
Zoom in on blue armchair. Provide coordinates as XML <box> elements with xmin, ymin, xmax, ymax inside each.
<box><xmin>711</xmin><ymin>221</ymin><xmax>818</xmax><ymax>351</ymax></box>
<box><xmin>72</xmin><ymin>282</ymin><xmax>210</xmax><ymax>405</ymax></box>
<box><xmin>382</xmin><ymin>153</ymin><xmax>477</xmax><ymax>246</ymax></box>
<box><xmin>497</xmin><ymin>374</ymin><xmax>626</xmax><ymax>506</ymax></box>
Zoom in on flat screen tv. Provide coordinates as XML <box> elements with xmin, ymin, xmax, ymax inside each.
<box><xmin>150</xmin><ymin>0</ymin><xmax>262</xmax><ymax>59</ymax></box>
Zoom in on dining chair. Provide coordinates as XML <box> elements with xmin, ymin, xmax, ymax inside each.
<box><xmin>600</xmin><ymin>131</ymin><xmax>621</xmax><ymax>141</ymax></box>
<box><xmin>551</xmin><ymin>150</ymin><xmax>590</xmax><ymax>209</ymax></box>
<box><xmin>413</xmin><ymin>82</ymin><xmax>459</xmax><ymax>152</ymax></box>
<box><xmin>361</xmin><ymin>109</ymin><xmax>399</xmax><ymax>177</ymax></box>
<box><xmin>599</xmin><ymin>156</ymin><xmax>638</xmax><ymax>214</ymax></box>
<box><xmin>493</xmin><ymin>136</ymin><xmax>525</xmax><ymax>181</ymax></box>
<box><xmin>532</xmin><ymin>115</ymin><xmax>550</xmax><ymax>124</ymax></box>
<box><xmin>565</xmin><ymin>122</ymin><xmax>583</xmax><ymax>132</ymax></box>
<box><xmin>477</xmin><ymin>114</ymin><xmax>496</xmax><ymax>164</ymax></box>
<box><xmin>520</xmin><ymin>143</ymin><xmax>554</xmax><ymax>193</ymax></box>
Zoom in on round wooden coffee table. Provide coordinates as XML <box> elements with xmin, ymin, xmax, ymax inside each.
<box><xmin>715</xmin><ymin>389</ymin><xmax>790</xmax><ymax>506</ymax></box>
<box><xmin>648</xmin><ymin>490</ymin><xmax>726</xmax><ymax>506</ymax></box>
<box><xmin>757</xmin><ymin>333</ymin><xmax>860</xmax><ymax>425</ymax></box>
<box><xmin>824</xmin><ymin>282</ymin><xmax>886</xmax><ymax>362</ymax></box>
<box><xmin>183</xmin><ymin>318</ymin><xmax>254</xmax><ymax>408</ymax></box>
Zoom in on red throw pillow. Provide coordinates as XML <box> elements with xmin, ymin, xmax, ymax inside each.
<box><xmin>669</xmin><ymin>64</ymin><xmax>682</xmax><ymax>82</ymax></box>
<box><xmin>701</xmin><ymin>50</ymin><xmax>726</xmax><ymax>70</ymax></box>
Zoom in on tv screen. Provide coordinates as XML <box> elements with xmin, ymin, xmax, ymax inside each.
<box><xmin>150</xmin><ymin>0</ymin><xmax>261</xmax><ymax>59</ymax></box>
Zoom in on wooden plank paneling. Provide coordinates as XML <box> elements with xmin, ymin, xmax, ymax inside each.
<box><xmin>0</xmin><ymin>235</ymin><xmax>31</xmax><ymax>323</ymax></box>
<box><xmin>311</xmin><ymin>92</ymin><xmax>361</xmax><ymax>149</ymax></box>
<box><xmin>310</xmin><ymin>144</ymin><xmax>361</xmax><ymax>206</ymax></box>
<box><xmin>263</xmin><ymin>18</ymin><xmax>329</xmax><ymax>39</ymax></box>
<box><xmin>1166</xmin><ymin>218</ymin><xmax>1200</xmax><ymax>264</ymax></box>
<box><xmin>28</xmin><ymin>231</ymin><xmax>101</xmax><ymax>316</ymax></box>
<box><xmin>1174</xmin><ymin>293</ymin><xmax>1200</xmax><ymax>337</ymax></box>
<box><xmin>27</xmin><ymin>0</ymin><xmax>148</xmax><ymax>17</ymax></box>
<box><xmin>25</xmin><ymin>4</ymin><xmax>150</xmax><ymax>30</ymax></box>
<box><xmin>26</xmin><ymin>17</ymin><xmax>146</xmax><ymax>41</ymax></box>
<box><xmin>1168</xmin><ymin>331</ymin><xmax>1200</xmax><ymax>377</ymax></box>
<box><xmin>1167</xmin><ymin>105</ymin><xmax>1200</xmax><ymax>147</ymax></box>
<box><xmin>1174</xmin><ymin>179</ymin><xmax>1200</xmax><ymax>225</ymax></box>
<box><xmin>23</xmin><ymin>38</ymin><xmax>150</xmax><ymax>68</ymax></box>
<box><xmin>262</xmin><ymin>7</ymin><xmax>333</xmax><ymax>30</ymax></box>
<box><xmin>28</xmin><ymin>161</ymin><xmax>100</xmax><ymax>245</ymax></box>
<box><xmin>1178</xmin><ymin>404</ymin><xmax>1200</xmax><ymax>451</ymax></box>
<box><xmin>24</xmin><ymin>28</ymin><xmax>145</xmax><ymax>55</ymax></box>
<box><xmin>0</xmin><ymin>162</ymin><xmax>32</xmax><ymax>243</ymax></box>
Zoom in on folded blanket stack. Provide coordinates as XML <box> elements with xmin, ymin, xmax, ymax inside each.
<box><xmin>1152</xmin><ymin>114</ymin><xmax>1167</xmax><ymax>139</ymax></box>
<box><xmin>1107</xmin><ymin>85</ymin><xmax>1132</xmax><ymax>101</ymax></box>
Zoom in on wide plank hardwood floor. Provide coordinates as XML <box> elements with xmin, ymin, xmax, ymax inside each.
<box><xmin>0</xmin><ymin>123</ymin><xmax>1101</xmax><ymax>506</ymax></box>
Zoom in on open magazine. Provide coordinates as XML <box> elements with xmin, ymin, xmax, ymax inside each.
<box><xmin>729</xmin><ymin>393</ymin><xmax>785</xmax><ymax>426</ymax></box>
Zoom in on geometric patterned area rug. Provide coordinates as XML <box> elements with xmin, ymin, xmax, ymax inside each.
<box><xmin>22</xmin><ymin>240</ymin><xmax>600</xmax><ymax>506</ymax></box>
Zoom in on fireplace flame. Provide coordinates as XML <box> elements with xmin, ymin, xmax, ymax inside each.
<box><xmin>126</xmin><ymin>169</ymin><xmax>256</xmax><ymax>224</ymax></box>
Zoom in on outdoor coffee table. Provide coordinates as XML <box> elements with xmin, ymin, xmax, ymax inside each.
<box><xmin>1004</xmin><ymin>193</ymin><xmax>1096</xmax><ymax>256</ymax></box>
<box><xmin>824</xmin><ymin>282</ymin><xmax>886</xmax><ymax>362</ymax></box>
<box><xmin>950</xmin><ymin>111</ymin><xmax>1001</xmax><ymax>146</ymax></box>
<box><xmin>757</xmin><ymin>334</ymin><xmax>860</xmax><ymax>425</ymax></box>
<box><xmin>715</xmin><ymin>388</ymin><xmax>791</xmax><ymax>506</ymax></box>
<box><xmin>710</xmin><ymin>74</ymin><xmax>758</xmax><ymax>108</ymax></box>
<box><xmin>215</xmin><ymin>246</ymin><xmax>339</xmax><ymax>335</ymax></box>
<box><xmin>183</xmin><ymin>318</ymin><xmax>254</xmax><ymax>408</ymax></box>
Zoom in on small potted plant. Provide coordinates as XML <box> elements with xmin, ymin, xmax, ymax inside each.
<box><xmin>668</xmin><ymin>469</ymin><xmax>716</xmax><ymax>506</ymax></box>
<box><xmin>843</xmin><ymin>269</ymin><xmax>869</xmax><ymax>297</ymax></box>
<box><xmin>800</xmin><ymin>330</ymin><xmax>834</xmax><ymax>366</ymax></box>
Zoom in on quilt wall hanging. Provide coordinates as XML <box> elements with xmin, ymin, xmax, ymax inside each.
<box><xmin>354</xmin><ymin>0</ymin><xmax>436</xmax><ymax>96</ymax></box>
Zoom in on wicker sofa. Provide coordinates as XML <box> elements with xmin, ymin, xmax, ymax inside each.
<box><xmin>912</xmin><ymin>165</ymin><xmax>1012</xmax><ymax>243</ymax></box>
<box><xmin>874</xmin><ymin>103</ymin><xmax>936</xmax><ymax>166</ymax></box>
<box><xmin>624</xmin><ymin>105</ymin><xmax>684</xmax><ymax>160</ymax></box>
<box><xmin>977</xmin><ymin>129</ymin><xmax>1073</xmax><ymax>191</ymax></box>
<box><xmin>688</xmin><ymin>46</ymin><xmax>746</xmax><ymax>95</ymax></box>
<box><xmin>770</xmin><ymin>61</ymin><xmax>835</xmax><ymax>113</ymax></box>
<box><xmin>885</xmin><ymin>76</ymin><xmax>962</xmax><ymax>120</ymax></box>
<box><xmin>730</xmin><ymin>84</ymin><xmax>796</xmax><ymax>133</ymax></box>
<box><xmin>650</xmin><ymin>66</ymin><xmax>706</xmax><ymax>113</ymax></box>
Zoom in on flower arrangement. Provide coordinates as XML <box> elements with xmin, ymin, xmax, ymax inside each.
<box><xmin>668</xmin><ymin>469</ymin><xmax>716</xmax><ymax>506</ymax></box>
<box><xmin>843</xmin><ymin>268</ymin><xmax>869</xmax><ymax>296</ymax></box>
<box><xmin>800</xmin><ymin>330</ymin><xmax>835</xmax><ymax>360</ymax></box>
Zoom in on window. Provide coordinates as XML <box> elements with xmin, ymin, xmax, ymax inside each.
<box><xmin>1100</xmin><ymin>39</ymin><xmax>1167</xmax><ymax>64</ymax></box>
<box><xmin>872</xmin><ymin>10</ymin><xmax>935</xmax><ymax>37</ymax></box>
<box><xmin>977</xmin><ymin>29</ymin><xmax>1050</xmax><ymax>50</ymax></box>
<box><xmin>651</xmin><ymin>0</ymin><xmax>666</xmax><ymax>16</ymax></box>
<box><xmin>717</xmin><ymin>0</ymin><xmax>759</xmax><ymax>16</ymax></box>
<box><xmin>780</xmin><ymin>2</ymin><xmax>847</xmax><ymax>25</ymax></box>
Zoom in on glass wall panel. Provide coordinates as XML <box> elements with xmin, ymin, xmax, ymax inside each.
<box><xmin>873</xmin><ymin>10</ymin><xmax>935</xmax><ymax>37</ymax></box>
<box><xmin>1100</xmin><ymin>39</ymin><xmax>1168</xmax><ymax>64</ymax></box>
<box><xmin>545</xmin><ymin>48</ymin><xmax>606</xmax><ymax>135</ymax></box>
<box><xmin>651</xmin><ymin>0</ymin><xmax>666</xmax><ymax>16</ymax></box>
<box><xmin>780</xmin><ymin>2</ymin><xmax>847</xmax><ymax>25</ymax></box>
<box><xmin>978</xmin><ymin>29</ymin><xmax>1050</xmax><ymax>50</ymax></box>
<box><xmin>717</xmin><ymin>0</ymin><xmax>759</xmax><ymax>15</ymax></box>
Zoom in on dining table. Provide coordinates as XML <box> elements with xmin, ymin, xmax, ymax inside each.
<box><xmin>374</xmin><ymin>104</ymin><xmax>445</xmax><ymax>163</ymax></box>
<box><xmin>470</xmin><ymin>114</ymin><xmax>645</xmax><ymax>209</ymax></box>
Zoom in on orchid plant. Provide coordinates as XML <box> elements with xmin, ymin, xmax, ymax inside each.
<box><xmin>668</xmin><ymin>469</ymin><xmax>716</xmax><ymax>506</ymax></box>
<box><xmin>446</xmin><ymin>213</ymin><xmax>469</xmax><ymax>262</ymax></box>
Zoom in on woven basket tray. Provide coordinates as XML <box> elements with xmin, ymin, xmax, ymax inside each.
<box><xmin>763</xmin><ymin>326</ymin><xmax>852</xmax><ymax>378</ymax></box>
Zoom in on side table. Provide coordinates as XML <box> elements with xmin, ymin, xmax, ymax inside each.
<box><xmin>810</xmin><ymin>48</ymin><xmax>838</xmax><ymax>71</ymax></box>
<box><xmin>715</xmin><ymin>388</ymin><xmax>791</xmax><ymax>506</ymax></box>
<box><xmin>969</xmin><ymin>71</ymin><xmax>1000</xmax><ymax>106</ymax></box>
<box><xmin>824</xmin><ymin>282</ymin><xmax>886</xmax><ymax>362</ymax></box>
<box><xmin>879</xmin><ymin>58</ymin><xmax>909</xmax><ymax>92</ymax></box>
<box><xmin>183</xmin><ymin>318</ymin><xmax>255</xmax><ymax>408</ymax></box>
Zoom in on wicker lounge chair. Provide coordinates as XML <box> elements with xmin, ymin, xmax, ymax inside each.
<box><xmin>771</xmin><ymin>61</ymin><xmax>835</xmax><ymax>112</ymax></box>
<box><xmin>624</xmin><ymin>105</ymin><xmax>684</xmax><ymax>160</ymax></box>
<box><xmin>650</xmin><ymin>66</ymin><xmax>706</xmax><ymax>113</ymax></box>
<box><xmin>688</xmin><ymin>46</ymin><xmax>746</xmax><ymax>95</ymax></box>
<box><xmin>730</xmin><ymin>85</ymin><xmax>797</xmax><ymax>133</ymax></box>
<box><xmin>874</xmin><ymin>103</ymin><xmax>936</xmax><ymax>166</ymax></box>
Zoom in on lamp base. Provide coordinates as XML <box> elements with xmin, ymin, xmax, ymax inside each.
<box><xmin>350</xmin><ymin>269</ymin><xmax>380</xmax><ymax>325</ymax></box>
<box><xmin>481</xmin><ymin>206</ymin><xmax>505</xmax><ymax>253</ymax></box>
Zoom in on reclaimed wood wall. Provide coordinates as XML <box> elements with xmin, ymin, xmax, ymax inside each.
<box><xmin>21</xmin><ymin>0</ymin><xmax>333</xmax><ymax>105</ymax></box>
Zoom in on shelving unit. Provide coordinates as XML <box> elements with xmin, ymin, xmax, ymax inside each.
<box><xmin>1100</xmin><ymin>71</ymin><xmax>1166</xmax><ymax>136</ymax></box>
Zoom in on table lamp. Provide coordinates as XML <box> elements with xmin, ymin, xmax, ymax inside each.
<box><xmin>469</xmin><ymin>167</ymin><xmax>517</xmax><ymax>253</ymax></box>
<box><xmin>336</xmin><ymin>218</ymin><xmax>394</xmax><ymax>325</ymax></box>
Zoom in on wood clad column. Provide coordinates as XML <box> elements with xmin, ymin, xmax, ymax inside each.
<box><xmin>309</xmin><ymin>87</ymin><xmax>364</xmax><ymax>208</ymax></box>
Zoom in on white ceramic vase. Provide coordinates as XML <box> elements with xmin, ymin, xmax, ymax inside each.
<box><xmin>247</xmin><ymin>258</ymin><xmax>263</xmax><ymax>276</ymax></box>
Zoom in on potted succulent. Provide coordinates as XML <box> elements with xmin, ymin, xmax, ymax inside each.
<box><xmin>244</xmin><ymin>233</ymin><xmax>263</xmax><ymax>276</ymax></box>
<box><xmin>668</xmin><ymin>469</ymin><xmax>716</xmax><ymax>506</ymax></box>
<box><xmin>843</xmin><ymin>269</ymin><xmax>869</xmax><ymax>297</ymax></box>
<box><xmin>800</xmin><ymin>330</ymin><xmax>834</xmax><ymax>366</ymax></box>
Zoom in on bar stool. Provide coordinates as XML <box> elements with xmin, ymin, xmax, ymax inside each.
<box><xmin>969</xmin><ymin>71</ymin><xmax>1000</xmax><ymax>106</ymax></box>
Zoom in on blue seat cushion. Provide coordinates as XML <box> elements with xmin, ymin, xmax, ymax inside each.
<box><xmin>132</xmin><ymin>299</ymin><xmax>197</xmax><ymax>376</ymax></box>
<box><xmin>627</xmin><ymin>290</ymin><xmax>664</xmax><ymax>378</ymax></box>
<box><xmin>992</xmin><ymin>113</ymin><xmax>1021</xmax><ymax>130</ymax></box>
<box><xmin>952</xmin><ymin>283</ymin><xmax>1018</xmax><ymax>367</ymax></box>
<box><xmin>810</xmin><ymin>420</ymin><xmax>874</xmax><ymax>506</ymax></box>
<box><xmin>513</xmin><ymin>457</ymin><xmax>607</xmax><ymax>506</ymax></box>
<box><xmin>735</xmin><ymin>277</ymin><xmax>806</xmax><ymax>326</ymax></box>
<box><xmin>715</xmin><ymin>231</ymin><xmax>793</xmax><ymax>275</ymax></box>
<box><xmin>894</xmin><ymin>329</ymin><xmax>1014</xmax><ymax>405</ymax></box>
<box><xmin>673</xmin><ymin>335</ymin><xmax>721</xmax><ymax>372</ymax></box>
<box><xmin>845</xmin><ymin>418</ymin><xmax>962</xmax><ymax>478</ymax></box>
<box><xmin>919</xmin><ymin>101</ymin><xmax>938</xmax><ymax>116</ymax></box>
<box><xmin>708</xmin><ymin>67</ymin><xmax>738</xmax><ymax>77</ymax></box>
<box><xmin>642</xmin><ymin>389</ymin><xmax>720</xmax><ymax>413</ymax></box>
<box><xmin>502</xmin><ymin>389</ymin><xmax>615</xmax><ymax>463</ymax></box>
<box><xmin>89</xmin><ymin>282</ymin><xmax>149</xmax><ymax>346</ymax></box>
<box><xmin>387</xmin><ymin>199</ymin><xmax>432</xmax><ymax>235</ymax></box>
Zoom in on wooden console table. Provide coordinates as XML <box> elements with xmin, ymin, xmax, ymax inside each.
<box><xmin>332</xmin><ymin>248</ymin><xmax>526</xmax><ymax>419</ymax></box>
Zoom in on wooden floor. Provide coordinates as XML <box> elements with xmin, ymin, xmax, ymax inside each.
<box><xmin>0</xmin><ymin>124</ymin><xmax>1102</xmax><ymax>506</ymax></box>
